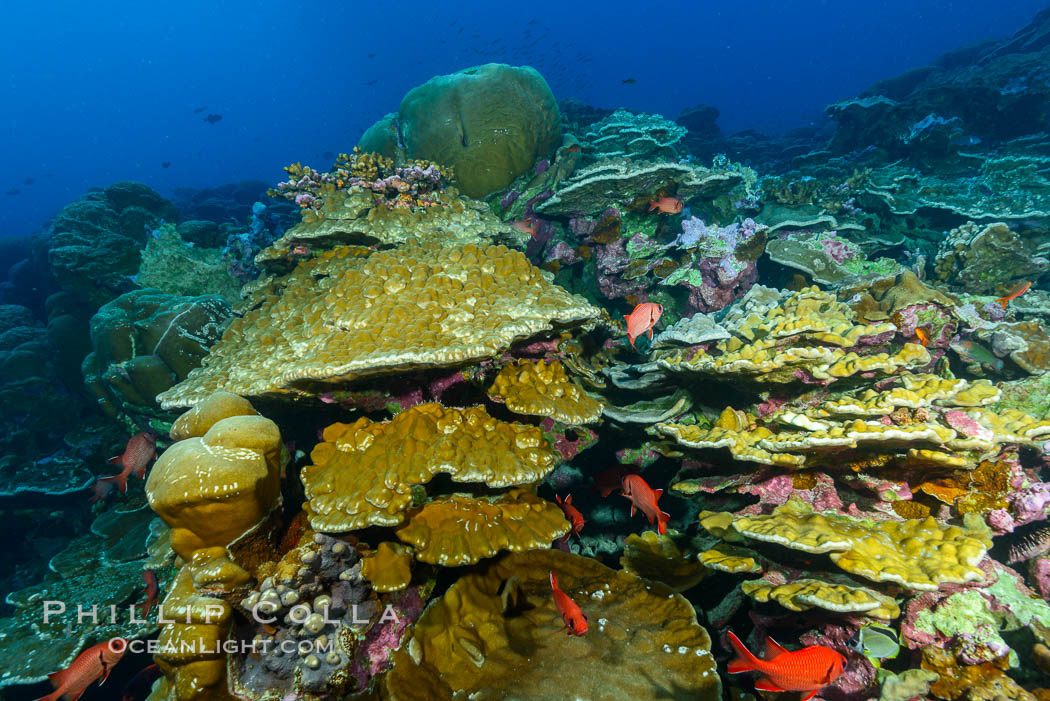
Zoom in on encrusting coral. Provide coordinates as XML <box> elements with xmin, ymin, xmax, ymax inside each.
<box><xmin>158</xmin><ymin>241</ymin><xmax>601</xmax><ymax>408</ymax></box>
<box><xmin>382</xmin><ymin>549</ymin><xmax>721</xmax><ymax>700</ymax></box>
<box><xmin>487</xmin><ymin>357</ymin><xmax>603</xmax><ymax>425</ymax></box>
<box><xmin>301</xmin><ymin>403</ymin><xmax>558</xmax><ymax>532</ymax></box>
<box><xmin>395</xmin><ymin>489</ymin><xmax>569</xmax><ymax>566</ymax></box>
<box><xmin>659</xmin><ymin>286</ymin><xmax>929</xmax><ymax>384</ymax></box>
<box><xmin>700</xmin><ymin>499</ymin><xmax>991</xmax><ymax>592</ymax></box>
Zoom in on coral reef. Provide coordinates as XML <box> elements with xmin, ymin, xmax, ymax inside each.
<box><xmin>81</xmin><ymin>289</ymin><xmax>232</xmax><ymax>420</ymax></box>
<box><xmin>383</xmin><ymin>549</ymin><xmax>721</xmax><ymax>700</ymax></box>
<box><xmin>582</xmin><ymin>109</ymin><xmax>687</xmax><ymax>160</ymax></box>
<box><xmin>158</xmin><ymin>241</ymin><xmax>600</xmax><ymax>408</ymax></box>
<box><xmin>301</xmin><ymin>404</ymin><xmax>557</xmax><ymax>532</ymax></box>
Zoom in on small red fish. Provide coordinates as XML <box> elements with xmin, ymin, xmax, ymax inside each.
<box><xmin>621</xmin><ymin>474</ymin><xmax>670</xmax><ymax>534</ymax></box>
<box><xmin>512</xmin><ymin>219</ymin><xmax>540</xmax><ymax>239</ymax></box>
<box><xmin>549</xmin><ymin>571</ymin><xmax>588</xmax><ymax>636</ymax></box>
<box><xmin>563</xmin><ymin>144</ymin><xmax>582</xmax><ymax>153</ymax></box>
<box><xmin>92</xmin><ymin>432</ymin><xmax>157</xmax><ymax>500</ymax></box>
<box><xmin>915</xmin><ymin>328</ymin><xmax>930</xmax><ymax>347</ymax></box>
<box><xmin>121</xmin><ymin>663</ymin><xmax>161</xmax><ymax>701</ymax></box>
<box><xmin>555</xmin><ymin>494</ymin><xmax>585</xmax><ymax>538</ymax></box>
<box><xmin>624</xmin><ymin>302</ymin><xmax>663</xmax><ymax>349</ymax></box>
<box><xmin>995</xmin><ymin>281</ymin><xmax>1032</xmax><ymax>309</ymax></box>
<box><xmin>35</xmin><ymin>638</ymin><xmax>127</xmax><ymax>701</ymax></box>
<box><xmin>134</xmin><ymin>570</ymin><xmax>158</xmax><ymax>618</ymax></box>
<box><xmin>726</xmin><ymin>631</ymin><xmax>847</xmax><ymax>701</ymax></box>
<box><xmin>648</xmin><ymin>196</ymin><xmax>684</xmax><ymax>214</ymax></box>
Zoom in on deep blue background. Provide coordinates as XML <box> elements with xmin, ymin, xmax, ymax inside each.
<box><xmin>1</xmin><ymin>0</ymin><xmax>1046</xmax><ymax>240</ymax></box>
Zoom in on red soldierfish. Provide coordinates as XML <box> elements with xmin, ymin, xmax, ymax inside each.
<box><xmin>555</xmin><ymin>494</ymin><xmax>585</xmax><ymax>538</ymax></box>
<box><xmin>94</xmin><ymin>432</ymin><xmax>157</xmax><ymax>497</ymax></box>
<box><xmin>624</xmin><ymin>302</ymin><xmax>663</xmax><ymax>349</ymax></box>
<box><xmin>995</xmin><ymin>280</ymin><xmax>1032</xmax><ymax>309</ymax></box>
<box><xmin>622</xmin><ymin>474</ymin><xmax>670</xmax><ymax>534</ymax></box>
<box><xmin>134</xmin><ymin>570</ymin><xmax>158</xmax><ymax>618</ymax></box>
<box><xmin>549</xmin><ymin>571</ymin><xmax>588</xmax><ymax>636</ymax></box>
<box><xmin>35</xmin><ymin>638</ymin><xmax>128</xmax><ymax>701</ymax></box>
<box><xmin>648</xmin><ymin>196</ymin><xmax>684</xmax><ymax>214</ymax></box>
<box><xmin>512</xmin><ymin>219</ymin><xmax>540</xmax><ymax>239</ymax></box>
<box><xmin>726</xmin><ymin>631</ymin><xmax>847</xmax><ymax>701</ymax></box>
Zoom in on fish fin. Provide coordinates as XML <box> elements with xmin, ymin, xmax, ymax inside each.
<box><xmin>725</xmin><ymin>631</ymin><xmax>759</xmax><ymax>674</ymax></box>
<box><xmin>764</xmin><ymin>636</ymin><xmax>789</xmax><ymax>659</ymax></box>
<box><xmin>555</xmin><ymin>494</ymin><xmax>563</xmax><ymax>506</ymax></box>
<box><xmin>647</xmin><ymin>328</ymin><xmax>653</xmax><ymax>340</ymax></box>
<box><xmin>800</xmin><ymin>691</ymin><xmax>819</xmax><ymax>701</ymax></box>
<box><xmin>549</xmin><ymin>571</ymin><xmax>558</xmax><ymax>591</ymax></box>
<box><xmin>996</xmin><ymin>297</ymin><xmax>1008</xmax><ymax>309</ymax></box>
<box><xmin>657</xmin><ymin>510</ymin><xmax>670</xmax><ymax>535</ymax></box>
<box><xmin>753</xmin><ymin>678</ymin><xmax>785</xmax><ymax>692</ymax></box>
<box><xmin>107</xmin><ymin>455</ymin><xmax>122</xmax><ymax>465</ymax></box>
<box><xmin>564</xmin><ymin>495</ymin><xmax>572</xmax><ymax>506</ymax></box>
<box><xmin>98</xmin><ymin>473</ymin><xmax>129</xmax><ymax>493</ymax></box>
<box><xmin>630</xmin><ymin>504</ymin><xmax>636</xmax><ymax>517</ymax></box>
<box><xmin>653</xmin><ymin>489</ymin><xmax>663</xmax><ymax>499</ymax></box>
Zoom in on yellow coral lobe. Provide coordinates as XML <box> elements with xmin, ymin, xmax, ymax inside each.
<box><xmin>395</xmin><ymin>490</ymin><xmax>570</xmax><ymax>566</ymax></box>
<box><xmin>488</xmin><ymin>358</ymin><xmax>603</xmax><ymax>425</ymax></box>
<box><xmin>301</xmin><ymin>404</ymin><xmax>558</xmax><ymax>532</ymax></box>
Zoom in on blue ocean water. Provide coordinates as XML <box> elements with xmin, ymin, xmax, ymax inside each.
<box><xmin>0</xmin><ymin>0</ymin><xmax>1045</xmax><ymax>242</ymax></box>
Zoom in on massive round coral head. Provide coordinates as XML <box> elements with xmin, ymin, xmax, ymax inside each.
<box><xmin>157</xmin><ymin>241</ymin><xmax>601</xmax><ymax>409</ymax></box>
<box><xmin>396</xmin><ymin>63</ymin><xmax>561</xmax><ymax>198</ymax></box>
<box><xmin>382</xmin><ymin>549</ymin><xmax>721</xmax><ymax>700</ymax></box>
<box><xmin>302</xmin><ymin>404</ymin><xmax>558</xmax><ymax>533</ymax></box>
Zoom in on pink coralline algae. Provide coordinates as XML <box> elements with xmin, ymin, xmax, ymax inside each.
<box><xmin>346</xmin><ymin>587</ymin><xmax>426</xmax><ymax>692</ymax></box>
<box><xmin>545</xmin><ymin>241</ymin><xmax>584</xmax><ymax>267</ymax></box>
<box><xmin>942</xmin><ymin>410</ymin><xmax>994</xmax><ymax>440</ymax></box>
<box><xmin>666</xmin><ymin>217</ymin><xmax>763</xmax><ymax>314</ymax></box>
<box><xmin>1031</xmin><ymin>556</ymin><xmax>1050</xmax><ymax>598</ymax></box>
<box><xmin>737</xmin><ymin>473</ymin><xmax>844</xmax><ymax>513</ymax></box>
<box><xmin>820</xmin><ymin>236</ymin><xmax>856</xmax><ymax>264</ymax></box>
<box><xmin>540</xmin><ymin>417</ymin><xmax>599</xmax><ymax>461</ymax></box>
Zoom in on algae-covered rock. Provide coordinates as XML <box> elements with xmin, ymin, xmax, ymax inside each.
<box><xmin>82</xmin><ymin>289</ymin><xmax>232</xmax><ymax>418</ymax></box>
<box><xmin>398</xmin><ymin>63</ymin><xmax>561</xmax><ymax>198</ymax></box>
<box><xmin>137</xmin><ymin>223</ymin><xmax>242</xmax><ymax>304</ymax></box>
<box><xmin>47</xmin><ymin>182</ymin><xmax>180</xmax><ymax>308</ymax></box>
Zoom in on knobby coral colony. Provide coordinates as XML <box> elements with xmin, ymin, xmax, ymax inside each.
<box><xmin>9</xmin><ymin>42</ymin><xmax>1050</xmax><ymax>701</ymax></box>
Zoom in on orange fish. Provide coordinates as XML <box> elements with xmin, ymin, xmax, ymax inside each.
<box><xmin>624</xmin><ymin>302</ymin><xmax>663</xmax><ymax>349</ymax></box>
<box><xmin>555</xmin><ymin>494</ymin><xmax>585</xmax><ymax>538</ymax></box>
<box><xmin>512</xmin><ymin>219</ymin><xmax>540</xmax><ymax>239</ymax></box>
<box><xmin>621</xmin><ymin>474</ymin><xmax>670</xmax><ymax>534</ymax></box>
<box><xmin>35</xmin><ymin>638</ymin><xmax>127</xmax><ymax>701</ymax></box>
<box><xmin>133</xmin><ymin>570</ymin><xmax>159</xmax><ymax>618</ymax></box>
<box><xmin>726</xmin><ymin>631</ymin><xmax>847</xmax><ymax>701</ymax></box>
<box><xmin>648</xmin><ymin>196</ymin><xmax>684</xmax><ymax>214</ymax></box>
<box><xmin>995</xmin><ymin>281</ymin><xmax>1032</xmax><ymax>309</ymax></box>
<box><xmin>549</xmin><ymin>571</ymin><xmax>588</xmax><ymax>636</ymax></box>
<box><xmin>915</xmin><ymin>328</ymin><xmax>930</xmax><ymax>347</ymax></box>
<box><xmin>563</xmin><ymin>144</ymin><xmax>582</xmax><ymax>153</ymax></box>
<box><xmin>92</xmin><ymin>432</ymin><xmax>156</xmax><ymax>500</ymax></box>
